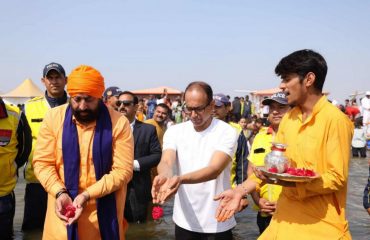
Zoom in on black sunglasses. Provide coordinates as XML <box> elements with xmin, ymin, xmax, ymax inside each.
<box><xmin>116</xmin><ymin>100</ymin><xmax>134</xmax><ymax>107</ymax></box>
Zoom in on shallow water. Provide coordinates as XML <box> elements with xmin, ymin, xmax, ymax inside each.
<box><xmin>13</xmin><ymin>157</ymin><xmax>369</xmax><ymax>239</ymax></box>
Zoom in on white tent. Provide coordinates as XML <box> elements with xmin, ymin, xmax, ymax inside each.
<box><xmin>1</xmin><ymin>78</ymin><xmax>43</xmax><ymax>105</ymax></box>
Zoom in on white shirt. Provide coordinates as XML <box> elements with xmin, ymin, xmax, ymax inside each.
<box><xmin>163</xmin><ymin>118</ymin><xmax>237</xmax><ymax>233</ymax></box>
<box><xmin>352</xmin><ymin>127</ymin><xmax>367</xmax><ymax>148</ymax></box>
<box><xmin>361</xmin><ymin>97</ymin><xmax>370</xmax><ymax>125</ymax></box>
<box><xmin>262</xmin><ymin>105</ymin><xmax>269</xmax><ymax>115</ymax></box>
<box><xmin>130</xmin><ymin>119</ymin><xmax>140</xmax><ymax>171</ymax></box>
<box><xmin>361</xmin><ymin>96</ymin><xmax>370</xmax><ymax>110</ymax></box>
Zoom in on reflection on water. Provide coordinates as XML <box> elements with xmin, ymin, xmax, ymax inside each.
<box><xmin>14</xmin><ymin>157</ymin><xmax>370</xmax><ymax>239</ymax></box>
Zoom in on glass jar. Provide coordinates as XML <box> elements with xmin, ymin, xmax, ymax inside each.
<box><xmin>264</xmin><ymin>142</ymin><xmax>289</xmax><ymax>173</ymax></box>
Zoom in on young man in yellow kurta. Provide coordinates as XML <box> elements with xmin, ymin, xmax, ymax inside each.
<box><xmin>215</xmin><ymin>49</ymin><xmax>354</xmax><ymax>239</ymax></box>
<box><xmin>33</xmin><ymin>65</ymin><xmax>134</xmax><ymax>240</ymax></box>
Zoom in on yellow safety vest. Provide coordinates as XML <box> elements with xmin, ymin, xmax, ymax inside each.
<box><xmin>248</xmin><ymin>127</ymin><xmax>282</xmax><ymax>213</ymax></box>
<box><xmin>24</xmin><ymin>96</ymin><xmax>50</xmax><ymax>183</ymax></box>
<box><xmin>0</xmin><ymin>104</ymin><xmax>21</xmax><ymax>196</ymax></box>
<box><xmin>229</xmin><ymin>122</ymin><xmax>242</xmax><ymax>188</ymax></box>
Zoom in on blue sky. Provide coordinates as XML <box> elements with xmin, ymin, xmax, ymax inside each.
<box><xmin>1</xmin><ymin>0</ymin><xmax>369</xmax><ymax>102</ymax></box>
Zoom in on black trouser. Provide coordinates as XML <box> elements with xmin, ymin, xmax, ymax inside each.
<box><xmin>22</xmin><ymin>183</ymin><xmax>47</xmax><ymax>230</ymax></box>
<box><xmin>175</xmin><ymin>224</ymin><xmax>233</xmax><ymax>240</ymax></box>
<box><xmin>0</xmin><ymin>192</ymin><xmax>15</xmax><ymax>240</ymax></box>
<box><xmin>124</xmin><ymin>188</ymin><xmax>150</xmax><ymax>223</ymax></box>
<box><xmin>257</xmin><ymin>212</ymin><xmax>272</xmax><ymax>234</ymax></box>
<box><xmin>352</xmin><ymin>147</ymin><xmax>367</xmax><ymax>158</ymax></box>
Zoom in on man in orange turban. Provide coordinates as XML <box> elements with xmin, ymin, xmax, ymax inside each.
<box><xmin>33</xmin><ymin>65</ymin><xmax>134</xmax><ymax>240</ymax></box>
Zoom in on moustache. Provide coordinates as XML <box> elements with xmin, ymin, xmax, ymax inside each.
<box><xmin>75</xmin><ymin>109</ymin><xmax>94</xmax><ymax>115</ymax></box>
<box><xmin>72</xmin><ymin>108</ymin><xmax>97</xmax><ymax>123</ymax></box>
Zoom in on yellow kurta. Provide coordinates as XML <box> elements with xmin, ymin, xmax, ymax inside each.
<box><xmin>33</xmin><ymin>104</ymin><xmax>134</xmax><ymax>240</ymax></box>
<box><xmin>258</xmin><ymin>96</ymin><xmax>354</xmax><ymax>240</ymax></box>
<box><xmin>145</xmin><ymin>119</ymin><xmax>166</xmax><ymax>147</ymax></box>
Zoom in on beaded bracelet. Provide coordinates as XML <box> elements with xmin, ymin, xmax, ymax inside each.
<box><xmin>55</xmin><ymin>189</ymin><xmax>68</xmax><ymax>199</ymax></box>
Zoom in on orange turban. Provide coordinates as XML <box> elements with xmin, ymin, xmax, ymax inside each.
<box><xmin>67</xmin><ymin>65</ymin><xmax>105</xmax><ymax>99</ymax></box>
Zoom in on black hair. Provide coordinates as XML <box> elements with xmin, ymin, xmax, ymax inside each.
<box><xmin>118</xmin><ymin>91</ymin><xmax>138</xmax><ymax>104</ymax></box>
<box><xmin>255</xmin><ymin>118</ymin><xmax>263</xmax><ymax>124</ymax></box>
<box><xmin>184</xmin><ymin>81</ymin><xmax>213</xmax><ymax>104</ymax></box>
<box><xmin>155</xmin><ymin>103</ymin><xmax>170</xmax><ymax>113</ymax></box>
<box><xmin>275</xmin><ymin>49</ymin><xmax>327</xmax><ymax>92</ymax></box>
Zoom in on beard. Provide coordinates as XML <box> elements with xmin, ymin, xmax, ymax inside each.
<box><xmin>71</xmin><ymin>105</ymin><xmax>99</xmax><ymax>124</ymax></box>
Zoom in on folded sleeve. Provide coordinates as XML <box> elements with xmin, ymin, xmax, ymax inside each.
<box><xmin>162</xmin><ymin>126</ymin><xmax>177</xmax><ymax>151</ymax></box>
<box><xmin>214</xmin><ymin>127</ymin><xmax>238</xmax><ymax>158</ymax></box>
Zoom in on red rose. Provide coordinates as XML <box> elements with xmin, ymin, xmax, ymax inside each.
<box><xmin>152</xmin><ymin>206</ymin><xmax>164</xmax><ymax>220</ymax></box>
<box><xmin>268</xmin><ymin>167</ymin><xmax>278</xmax><ymax>173</ymax></box>
<box><xmin>284</xmin><ymin>167</ymin><xmax>316</xmax><ymax>177</ymax></box>
<box><xmin>304</xmin><ymin>169</ymin><xmax>315</xmax><ymax>177</ymax></box>
<box><xmin>286</xmin><ymin>167</ymin><xmax>297</xmax><ymax>175</ymax></box>
<box><xmin>63</xmin><ymin>204</ymin><xmax>76</xmax><ymax>218</ymax></box>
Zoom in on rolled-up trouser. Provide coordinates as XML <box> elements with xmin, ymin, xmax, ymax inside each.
<box><xmin>0</xmin><ymin>191</ymin><xmax>15</xmax><ymax>240</ymax></box>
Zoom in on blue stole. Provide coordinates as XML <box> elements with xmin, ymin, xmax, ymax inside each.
<box><xmin>62</xmin><ymin>101</ymin><xmax>119</xmax><ymax>240</ymax></box>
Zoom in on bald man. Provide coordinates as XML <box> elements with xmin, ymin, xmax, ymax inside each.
<box><xmin>152</xmin><ymin>81</ymin><xmax>238</xmax><ymax>240</ymax></box>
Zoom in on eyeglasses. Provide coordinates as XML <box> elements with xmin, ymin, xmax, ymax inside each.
<box><xmin>116</xmin><ymin>100</ymin><xmax>134</xmax><ymax>107</ymax></box>
<box><xmin>71</xmin><ymin>96</ymin><xmax>96</xmax><ymax>103</ymax></box>
<box><xmin>183</xmin><ymin>103</ymin><xmax>210</xmax><ymax>115</ymax></box>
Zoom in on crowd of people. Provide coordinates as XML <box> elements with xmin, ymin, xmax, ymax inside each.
<box><xmin>0</xmin><ymin>49</ymin><xmax>369</xmax><ymax>240</ymax></box>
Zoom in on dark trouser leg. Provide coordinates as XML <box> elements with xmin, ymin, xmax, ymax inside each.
<box><xmin>360</xmin><ymin>147</ymin><xmax>367</xmax><ymax>158</ymax></box>
<box><xmin>352</xmin><ymin>148</ymin><xmax>359</xmax><ymax>157</ymax></box>
<box><xmin>22</xmin><ymin>183</ymin><xmax>47</xmax><ymax>230</ymax></box>
<box><xmin>124</xmin><ymin>188</ymin><xmax>149</xmax><ymax>223</ymax></box>
<box><xmin>203</xmin><ymin>229</ymin><xmax>233</xmax><ymax>240</ymax></box>
<box><xmin>257</xmin><ymin>212</ymin><xmax>272</xmax><ymax>234</ymax></box>
<box><xmin>175</xmin><ymin>225</ymin><xmax>202</xmax><ymax>240</ymax></box>
<box><xmin>0</xmin><ymin>192</ymin><xmax>15</xmax><ymax>240</ymax></box>
<box><xmin>175</xmin><ymin>224</ymin><xmax>233</xmax><ymax>240</ymax></box>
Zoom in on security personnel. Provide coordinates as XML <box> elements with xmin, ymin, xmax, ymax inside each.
<box><xmin>22</xmin><ymin>62</ymin><xmax>68</xmax><ymax>230</ymax></box>
<box><xmin>0</xmin><ymin>97</ymin><xmax>31</xmax><ymax>240</ymax></box>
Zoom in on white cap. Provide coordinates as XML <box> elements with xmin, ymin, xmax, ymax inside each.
<box><xmin>366</xmin><ymin>91</ymin><xmax>370</xmax><ymax>96</ymax></box>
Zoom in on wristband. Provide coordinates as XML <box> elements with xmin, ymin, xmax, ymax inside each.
<box><xmin>55</xmin><ymin>189</ymin><xmax>68</xmax><ymax>199</ymax></box>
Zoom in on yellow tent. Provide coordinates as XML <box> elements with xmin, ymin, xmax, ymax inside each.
<box><xmin>1</xmin><ymin>78</ymin><xmax>43</xmax><ymax>105</ymax></box>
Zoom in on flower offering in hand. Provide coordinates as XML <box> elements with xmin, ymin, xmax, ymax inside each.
<box><xmin>61</xmin><ymin>204</ymin><xmax>76</xmax><ymax>218</ymax></box>
<box><xmin>152</xmin><ymin>205</ymin><xmax>164</xmax><ymax>220</ymax></box>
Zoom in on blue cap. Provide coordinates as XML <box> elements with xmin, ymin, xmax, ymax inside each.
<box><xmin>103</xmin><ymin>86</ymin><xmax>122</xmax><ymax>98</ymax></box>
<box><xmin>213</xmin><ymin>93</ymin><xmax>230</xmax><ymax>107</ymax></box>
<box><xmin>262</xmin><ymin>91</ymin><xmax>288</xmax><ymax>105</ymax></box>
<box><xmin>43</xmin><ymin>62</ymin><xmax>65</xmax><ymax>77</ymax></box>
